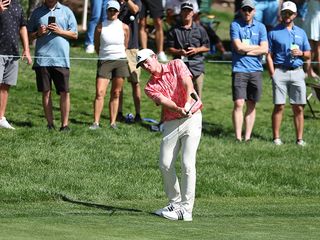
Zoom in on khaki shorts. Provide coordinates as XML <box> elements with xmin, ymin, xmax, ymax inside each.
<box><xmin>97</xmin><ymin>59</ymin><xmax>130</xmax><ymax>79</ymax></box>
<box><xmin>126</xmin><ymin>49</ymin><xmax>141</xmax><ymax>83</ymax></box>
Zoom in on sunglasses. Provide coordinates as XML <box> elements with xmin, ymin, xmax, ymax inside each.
<box><xmin>242</xmin><ymin>7</ymin><xmax>253</xmax><ymax>13</ymax></box>
<box><xmin>108</xmin><ymin>8</ymin><xmax>118</xmax><ymax>12</ymax></box>
<box><xmin>281</xmin><ymin>10</ymin><xmax>294</xmax><ymax>16</ymax></box>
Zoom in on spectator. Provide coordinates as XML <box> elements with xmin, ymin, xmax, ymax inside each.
<box><xmin>0</xmin><ymin>0</ymin><xmax>32</xmax><ymax>129</ymax></box>
<box><xmin>89</xmin><ymin>0</ymin><xmax>130</xmax><ymax>129</ymax></box>
<box><xmin>166</xmin><ymin>0</ymin><xmax>230</xmax><ymax>59</ymax></box>
<box><xmin>266</xmin><ymin>1</ymin><xmax>311</xmax><ymax>146</ymax></box>
<box><xmin>137</xmin><ymin>48</ymin><xmax>202</xmax><ymax>221</ymax></box>
<box><xmin>254</xmin><ymin>0</ymin><xmax>281</xmax><ymax>31</ymax></box>
<box><xmin>303</xmin><ymin>0</ymin><xmax>320</xmax><ymax>79</ymax></box>
<box><xmin>165</xmin><ymin>0</ymin><xmax>199</xmax><ymax>26</ymax></box>
<box><xmin>230</xmin><ymin>0</ymin><xmax>268</xmax><ymax>142</ymax></box>
<box><xmin>85</xmin><ymin>0</ymin><xmax>108</xmax><ymax>54</ymax></box>
<box><xmin>139</xmin><ymin>0</ymin><xmax>168</xmax><ymax>62</ymax></box>
<box><xmin>28</xmin><ymin>0</ymin><xmax>78</xmax><ymax>131</ymax></box>
<box><xmin>167</xmin><ymin>1</ymin><xmax>210</xmax><ymax>99</ymax></box>
<box><xmin>117</xmin><ymin>0</ymin><xmax>143</xmax><ymax>122</ymax></box>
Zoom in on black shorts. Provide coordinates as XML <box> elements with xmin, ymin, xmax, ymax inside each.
<box><xmin>34</xmin><ymin>67</ymin><xmax>70</xmax><ymax>95</ymax></box>
<box><xmin>140</xmin><ymin>0</ymin><xmax>164</xmax><ymax>19</ymax></box>
<box><xmin>232</xmin><ymin>72</ymin><xmax>262</xmax><ymax>102</ymax></box>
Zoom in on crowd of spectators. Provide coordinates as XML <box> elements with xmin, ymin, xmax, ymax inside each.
<box><xmin>0</xmin><ymin>0</ymin><xmax>319</xmax><ymax>143</ymax></box>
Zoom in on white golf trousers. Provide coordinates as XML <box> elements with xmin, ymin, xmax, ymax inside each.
<box><xmin>159</xmin><ymin>111</ymin><xmax>202</xmax><ymax>213</ymax></box>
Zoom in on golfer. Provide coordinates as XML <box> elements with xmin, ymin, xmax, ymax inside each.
<box><xmin>136</xmin><ymin>49</ymin><xmax>202</xmax><ymax>221</ymax></box>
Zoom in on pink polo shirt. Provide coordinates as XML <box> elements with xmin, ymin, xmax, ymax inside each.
<box><xmin>145</xmin><ymin>59</ymin><xmax>202</xmax><ymax>122</ymax></box>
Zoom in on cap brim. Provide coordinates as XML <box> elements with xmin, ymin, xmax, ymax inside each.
<box><xmin>181</xmin><ymin>7</ymin><xmax>193</xmax><ymax>10</ymax></box>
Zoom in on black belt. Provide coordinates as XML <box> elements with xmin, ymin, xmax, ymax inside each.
<box><xmin>274</xmin><ymin>65</ymin><xmax>302</xmax><ymax>71</ymax></box>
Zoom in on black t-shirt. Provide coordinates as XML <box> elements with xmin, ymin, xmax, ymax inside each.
<box><xmin>118</xmin><ymin>0</ymin><xmax>142</xmax><ymax>49</ymax></box>
<box><xmin>0</xmin><ymin>0</ymin><xmax>26</xmax><ymax>56</ymax></box>
<box><xmin>167</xmin><ymin>22</ymin><xmax>210</xmax><ymax>77</ymax></box>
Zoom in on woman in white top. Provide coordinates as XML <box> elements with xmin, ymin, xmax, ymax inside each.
<box><xmin>90</xmin><ymin>0</ymin><xmax>130</xmax><ymax>129</ymax></box>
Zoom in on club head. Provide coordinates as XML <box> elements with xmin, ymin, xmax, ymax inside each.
<box><xmin>190</xmin><ymin>92</ymin><xmax>198</xmax><ymax>101</ymax></box>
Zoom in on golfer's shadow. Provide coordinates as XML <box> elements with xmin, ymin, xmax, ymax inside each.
<box><xmin>59</xmin><ymin>194</ymin><xmax>146</xmax><ymax>215</ymax></box>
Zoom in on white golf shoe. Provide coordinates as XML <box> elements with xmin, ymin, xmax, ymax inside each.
<box><xmin>162</xmin><ymin>207</ymin><xmax>192</xmax><ymax>221</ymax></box>
<box><xmin>154</xmin><ymin>203</ymin><xmax>178</xmax><ymax>216</ymax></box>
<box><xmin>0</xmin><ymin>117</ymin><xmax>15</xmax><ymax>129</ymax></box>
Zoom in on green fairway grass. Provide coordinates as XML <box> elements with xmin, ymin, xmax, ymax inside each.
<box><xmin>1</xmin><ymin>9</ymin><xmax>320</xmax><ymax>239</ymax></box>
<box><xmin>1</xmin><ymin>197</ymin><xmax>320</xmax><ymax>239</ymax></box>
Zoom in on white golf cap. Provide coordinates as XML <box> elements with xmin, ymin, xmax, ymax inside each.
<box><xmin>136</xmin><ymin>49</ymin><xmax>155</xmax><ymax>68</ymax></box>
<box><xmin>107</xmin><ymin>0</ymin><xmax>120</xmax><ymax>11</ymax></box>
<box><xmin>281</xmin><ymin>1</ymin><xmax>297</xmax><ymax>13</ymax></box>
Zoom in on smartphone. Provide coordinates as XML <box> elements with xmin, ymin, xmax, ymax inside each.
<box><xmin>184</xmin><ymin>43</ymin><xmax>190</xmax><ymax>51</ymax></box>
<box><xmin>48</xmin><ymin>16</ymin><xmax>56</xmax><ymax>25</ymax></box>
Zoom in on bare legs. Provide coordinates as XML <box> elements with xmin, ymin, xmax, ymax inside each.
<box><xmin>42</xmin><ymin>90</ymin><xmax>69</xmax><ymax>128</ymax></box>
<box><xmin>139</xmin><ymin>17</ymin><xmax>164</xmax><ymax>54</ymax></box>
<box><xmin>0</xmin><ymin>83</ymin><xmax>10</xmax><ymax>118</ymax></box>
<box><xmin>93</xmin><ymin>77</ymin><xmax>124</xmax><ymax>126</ymax></box>
<box><xmin>232</xmin><ymin>99</ymin><xmax>256</xmax><ymax>141</ymax></box>
<box><xmin>272</xmin><ymin>104</ymin><xmax>304</xmax><ymax>141</ymax></box>
<box><xmin>306</xmin><ymin>40</ymin><xmax>320</xmax><ymax>79</ymax></box>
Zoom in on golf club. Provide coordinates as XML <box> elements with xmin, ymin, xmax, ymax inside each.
<box><xmin>186</xmin><ymin>93</ymin><xmax>198</xmax><ymax>115</ymax></box>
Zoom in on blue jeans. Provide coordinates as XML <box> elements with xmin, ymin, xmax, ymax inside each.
<box><xmin>85</xmin><ymin>0</ymin><xmax>108</xmax><ymax>46</ymax></box>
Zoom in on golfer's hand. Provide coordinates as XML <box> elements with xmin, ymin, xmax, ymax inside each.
<box><xmin>177</xmin><ymin>107</ymin><xmax>190</xmax><ymax>117</ymax></box>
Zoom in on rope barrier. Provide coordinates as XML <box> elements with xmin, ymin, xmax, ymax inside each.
<box><xmin>1</xmin><ymin>54</ymin><xmax>320</xmax><ymax>64</ymax></box>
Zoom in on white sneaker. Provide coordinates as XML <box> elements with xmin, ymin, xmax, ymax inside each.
<box><xmin>85</xmin><ymin>44</ymin><xmax>95</xmax><ymax>54</ymax></box>
<box><xmin>89</xmin><ymin>122</ymin><xmax>100</xmax><ymax>130</ymax></box>
<box><xmin>222</xmin><ymin>51</ymin><xmax>232</xmax><ymax>60</ymax></box>
<box><xmin>157</xmin><ymin>51</ymin><xmax>168</xmax><ymax>62</ymax></box>
<box><xmin>273</xmin><ymin>138</ymin><xmax>283</xmax><ymax>146</ymax></box>
<box><xmin>296</xmin><ymin>139</ymin><xmax>306</xmax><ymax>147</ymax></box>
<box><xmin>154</xmin><ymin>203</ymin><xmax>178</xmax><ymax>216</ymax></box>
<box><xmin>0</xmin><ymin>117</ymin><xmax>15</xmax><ymax>129</ymax></box>
<box><xmin>162</xmin><ymin>207</ymin><xmax>192</xmax><ymax>221</ymax></box>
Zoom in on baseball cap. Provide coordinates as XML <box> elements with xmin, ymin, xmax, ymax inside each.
<box><xmin>281</xmin><ymin>1</ymin><xmax>297</xmax><ymax>13</ymax></box>
<box><xmin>107</xmin><ymin>0</ymin><xmax>120</xmax><ymax>11</ymax></box>
<box><xmin>241</xmin><ymin>0</ymin><xmax>255</xmax><ymax>9</ymax></box>
<box><xmin>181</xmin><ymin>1</ymin><xmax>194</xmax><ymax>10</ymax></box>
<box><xmin>136</xmin><ymin>49</ymin><xmax>155</xmax><ymax>68</ymax></box>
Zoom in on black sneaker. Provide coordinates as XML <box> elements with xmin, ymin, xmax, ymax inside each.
<box><xmin>47</xmin><ymin>124</ymin><xmax>55</xmax><ymax>130</ymax></box>
<box><xmin>59</xmin><ymin>126</ymin><xmax>70</xmax><ymax>132</ymax></box>
<box><xmin>134</xmin><ymin>113</ymin><xmax>142</xmax><ymax>123</ymax></box>
<box><xmin>117</xmin><ymin>112</ymin><xmax>125</xmax><ymax>122</ymax></box>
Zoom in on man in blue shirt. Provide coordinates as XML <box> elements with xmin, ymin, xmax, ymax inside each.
<box><xmin>230</xmin><ymin>0</ymin><xmax>268</xmax><ymax>142</ymax></box>
<box><xmin>266</xmin><ymin>1</ymin><xmax>311</xmax><ymax>146</ymax></box>
<box><xmin>28</xmin><ymin>0</ymin><xmax>78</xmax><ymax>131</ymax></box>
